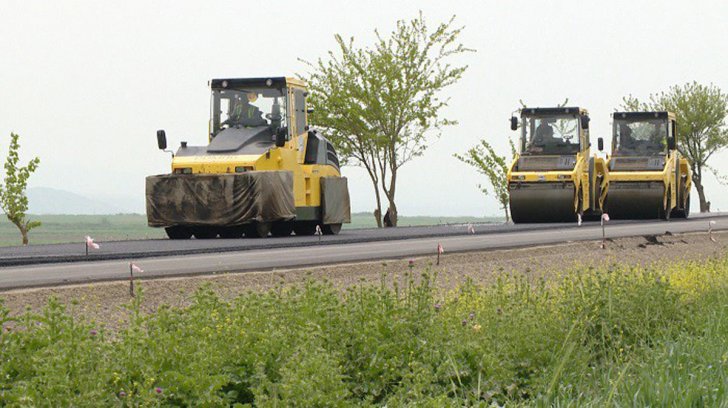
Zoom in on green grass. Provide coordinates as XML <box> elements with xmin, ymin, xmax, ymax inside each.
<box><xmin>0</xmin><ymin>213</ymin><xmax>501</xmax><ymax>247</ymax></box>
<box><xmin>1</xmin><ymin>256</ymin><xmax>727</xmax><ymax>406</ymax></box>
<box><xmin>0</xmin><ymin>214</ymin><xmax>167</xmax><ymax>247</ymax></box>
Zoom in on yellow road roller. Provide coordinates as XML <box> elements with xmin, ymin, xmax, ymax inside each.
<box><xmin>146</xmin><ymin>77</ymin><xmax>351</xmax><ymax>239</ymax></box>
<box><xmin>606</xmin><ymin>111</ymin><xmax>691</xmax><ymax>219</ymax></box>
<box><xmin>507</xmin><ymin>107</ymin><xmax>608</xmax><ymax>223</ymax></box>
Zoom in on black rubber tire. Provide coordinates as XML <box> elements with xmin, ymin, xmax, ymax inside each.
<box><xmin>219</xmin><ymin>227</ymin><xmax>244</xmax><ymax>239</ymax></box>
<box><xmin>245</xmin><ymin>222</ymin><xmax>271</xmax><ymax>238</ymax></box>
<box><xmin>165</xmin><ymin>226</ymin><xmax>192</xmax><ymax>240</ymax></box>
<box><xmin>192</xmin><ymin>227</ymin><xmax>218</xmax><ymax>239</ymax></box>
<box><xmin>322</xmin><ymin>223</ymin><xmax>342</xmax><ymax>235</ymax></box>
<box><xmin>293</xmin><ymin>221</ymin><xmax>318</xmax><ymax>236</ymax></box>
<box><xmin>271</xmin><ymin>221</ymin><xmax>294</xmax><ymax>237</ymax></box>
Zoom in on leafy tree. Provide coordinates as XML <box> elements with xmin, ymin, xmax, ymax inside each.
<box><xmin>1</xmin><ymin>133</ymin><xmax>41</xmax><ymax>245</ymax></box>
<box><xmin>621</xmin><ymin>82</ymin><xmax>728</xmax><ymax>212</ymax></box>
<box><xmin>304</xmin><ymin>13</ymin><xmax>473</xmax><ymax>226</ymax></box>
<box><xmin>454</xmin><ymin>139</ymin><xmax>516</xmax><ymax>222</ymax></box>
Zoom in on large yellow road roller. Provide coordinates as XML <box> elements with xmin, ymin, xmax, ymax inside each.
<box><xmin>146</xmin><ymin>77</ymin><xmax>351</xmax><ymax>239</ymax></box>
<box><xmin>606</xmin><ymin>111</ymin><xmax>691</xmax><ymax>219</ymax></box>
<box><xmin>507</xmin><ymin>107</ymin><xmax>608</xmax><ymax>223</ymax></box>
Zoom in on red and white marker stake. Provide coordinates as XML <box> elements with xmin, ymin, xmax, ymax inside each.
<box><xmin>437</xmin><ymin>243</ymin><xmax>444</xmax><ymax>265</ymax></box>
<box><xmin>85</xmin><ymin>236</ymin><xmax>100</xmax><ymax>256</ymax></box>
<box><xmin>129</xmin><ymin>262</ymin><xmax>144</xmax><ymax>297</ymax></box>
<box><xmin>600</xmin><ymin>213</ymin><xmax>610</xmax><ymax>249</ymax></box>
<box><xmin>709</xmin><ymin>220</ymin><xmax>717</xmax><ymax>243</ymax></box>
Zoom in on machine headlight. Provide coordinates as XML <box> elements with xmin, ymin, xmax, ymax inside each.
<box><xmin>235</xmin><ymin>166</ymin><xmax>254</xmax><ymax>173</ymax></box>
<box><xmin>557</xmin><ymin>174</ymin><xmax>571</xmax><ymax>180</ymax></box>
<box><xmin>173</xmin><ymin>168</ymin><xmax>192</xmax><ymax>174</ymax></box>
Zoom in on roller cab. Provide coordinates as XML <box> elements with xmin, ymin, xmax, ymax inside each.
<box><xmin>146</xmin><ymin>77</ymin><xmax>351</xmax><ymax>239</ymax></box>
<box><xmin>507</xmin><ymin>107</ymin><xmax>607</xmax><ymax>223</ymax></box>
<box><xmin>606</xmin><ymin>111</ymin><xmax>691</xmax><ymax>219</ymax></box>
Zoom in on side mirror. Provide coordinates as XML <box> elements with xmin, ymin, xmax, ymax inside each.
<box><xmin>275</xmin><ymin>127</ymin><xmax>287</xmax><ymax>147</ymax></box>
<box><xmin>581</xmin><ymin>116</ymin><xmax>590</xmax><ymax>130</ymax></box>
<box><xmin>597</xmin><ymin>137</ymin><xmax>604</xmax><ymax>152</ymax></box>
<box><xmin>667</xmin><ymin>136</ymin><xmax>676</xmax><ymax>150</ymax></box>
<box><xmin>156</xmin><ymin>130</ymin><xmax>167</xmax><ymax>150</ymax></box>
<box><xmin>510</xmin><ymin>116</ymin><xmax>518</xmax><ymax>131</ymax></box>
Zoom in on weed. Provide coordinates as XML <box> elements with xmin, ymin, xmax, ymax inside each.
<box><xmin>1</xmin><ymin>256</ymin><xmax>727</xmax><ymax>405</ymax></box>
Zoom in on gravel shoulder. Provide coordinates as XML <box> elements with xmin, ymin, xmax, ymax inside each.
<box><xmin>1</xmin><ymin>231</ymin><xmax>726</xmax><ymax>332</ymax></box>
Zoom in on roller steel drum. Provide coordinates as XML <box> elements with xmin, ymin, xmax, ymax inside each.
<box><xmin>509</xmin><ymin>182</ymin><xmax>577</xmax><ymax>223</ymax></box>
<box><xmin>606</xmin><ymin>182</ymin><xmax>664</xmax><ymax>219</ymax></box>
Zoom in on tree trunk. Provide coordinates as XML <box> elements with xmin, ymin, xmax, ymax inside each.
<box><xmin>361</xmin><ymin>160</ymin><xmax>384</xmax><ymax>228</ymax></box>
<box><xmin>386</xmin><ymin>199</ymin><xmax>398</xmax><ymax>227</ymax></box>
<box><xmin>373</xmin><ymin>185</ymin><xmax>383</xmax><ymax>228</ymax></box>
<box><xmin>382</xmin><ymin>168</ymin><xmax>398</xmax><ymax>227</ymax></box>
<box><xmin>20</xmin><ymin>226</ymin><xmax>29</xmax><ymax>246</ymax></box>
<box><xmin>694</xmin><ymin>180</ymin><xmax>710</xmax><ymax>212</ymax></box>
<box><xmin>10</xmin><ymin>218</ymin><xmax>30</xmax><ymax>245</ymax></box>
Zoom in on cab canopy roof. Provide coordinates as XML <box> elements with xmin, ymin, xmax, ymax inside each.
<box><xmin>613</xmin><ymin>111</ymin><xmax>673</xmax><ymax>120</ymax></box>
<box><xmin>209</xmin><ymin>77</ymin><xmax>306</xmax><ymax>89</ymax></box>
<box><xmin>521</xmin><ymin>107</ymin><xmax>586</xmax><ymax>116</ymax></box>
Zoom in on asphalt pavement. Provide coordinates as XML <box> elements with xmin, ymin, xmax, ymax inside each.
<box><xmin>0</xmin><ymin>214</ymin><xmax>726</xmax><ymax>290</ymax></box>
<box><xmin>0</xmin><ymin>220</ymin><xmax>607</xmax><ymax>266</ymax></box>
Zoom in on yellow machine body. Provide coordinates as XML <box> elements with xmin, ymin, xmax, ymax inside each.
<box><xmin>171</xmin><ymin>136</ymin><xmax>342</xmax><ymax>209</ymax></box>
<box><xmin>507</xmin><ymin>107</ymin><xmax>608</xmax><ymax>223</ymax></box>
<box><xmin>147</xmin><ymin>77</ymin><xmax>350</xmax><ymax>239</ymax></box>
<box><xmin>606</xmin><ymin>111</ymin><xmax>691</xmax><ymax>219</ymax></box>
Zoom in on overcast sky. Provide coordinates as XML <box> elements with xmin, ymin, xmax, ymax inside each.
<box><xmin>1</xmin><ymin>0</ymin><xmax>727</xmax><ymax>216</ymax></box>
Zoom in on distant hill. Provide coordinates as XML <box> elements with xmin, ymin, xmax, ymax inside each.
<box><xmin>27</xmin><ymin>187</ymin><xmax>132</xmax><ymax>215</ymax></box>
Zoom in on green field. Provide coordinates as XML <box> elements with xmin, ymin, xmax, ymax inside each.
<box><xmin>2</xmin><ymin>256</ymin><xmax>727</xmax><ymax>405</ymax></box>
<box><xmin>0</xmin><ymin>213</ymin><xmax>501</xmax><ymax>247</ymax></box>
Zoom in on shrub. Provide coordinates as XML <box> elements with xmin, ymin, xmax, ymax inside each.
<box><xmin>1</xmin><ymin>256</ymin><xmax>727</xmax><ymax>405</ymax></box>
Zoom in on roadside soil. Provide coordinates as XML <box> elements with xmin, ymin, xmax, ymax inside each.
<box><xmin>2</xmin><ymin>231</ymin><xmax>726</xmax><ymax>332</ymax></box>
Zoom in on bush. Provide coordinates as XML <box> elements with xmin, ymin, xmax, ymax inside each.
<box><xmin>1</xmin><ymin>256</ymin><xmax>727</xmax><ymax>406</ymax></box>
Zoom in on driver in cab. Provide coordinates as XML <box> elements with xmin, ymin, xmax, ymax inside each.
<box><xmin>528</xmin><ymin>119</ymin><xmax>557</xmax><ymax>153</ymax></box>
<box><xmin>226</xmin><ymin>92</ymin><xmax>267</xmax><ymax>127</ymax></box>
<box><xmin>618</xmin><ymin>123</ymin><xmax>637</xmax><ymax>152</ymax></box>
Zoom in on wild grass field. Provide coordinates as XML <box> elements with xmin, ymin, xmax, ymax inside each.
<box><xmin>0</xmin><ymin>213</ymin><xmax>501</xmax><ymax>247</ymax></box>
<box><xmin>1</xmin><ymin>255</ymin><xmax>727</xmax><ymax>406</ymax></box>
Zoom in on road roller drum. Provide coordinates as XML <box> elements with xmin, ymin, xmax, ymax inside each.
<box><xmin>507</xmin><ymin>106</ymin><xmax>607</xmax><ymax>223</ymax></box>
<box><xmin>509</xmin><ymin>182</ymin><xmax>577</xmax><ymax>223</ymax></box>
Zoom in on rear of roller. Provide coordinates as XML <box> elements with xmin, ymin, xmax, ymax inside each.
<box><xmin>606</xmin><ymin>182</ymin><xmax>664</xmax><ymax>219</ymax></box>
<box><xmin>510</xmin><ymin>182</ymin><xmax>577</xmax><ymax>223</ymax></box>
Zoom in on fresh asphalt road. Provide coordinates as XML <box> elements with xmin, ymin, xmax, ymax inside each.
<box><xmin>1</xmin><ymin>214</ymin><xmax>726</xmax><ymax>290</ymax></box>
<box><xmin>0</xmin><ymin>220</ymin><xmax>610</xmax><ymax>266</ymax></box>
